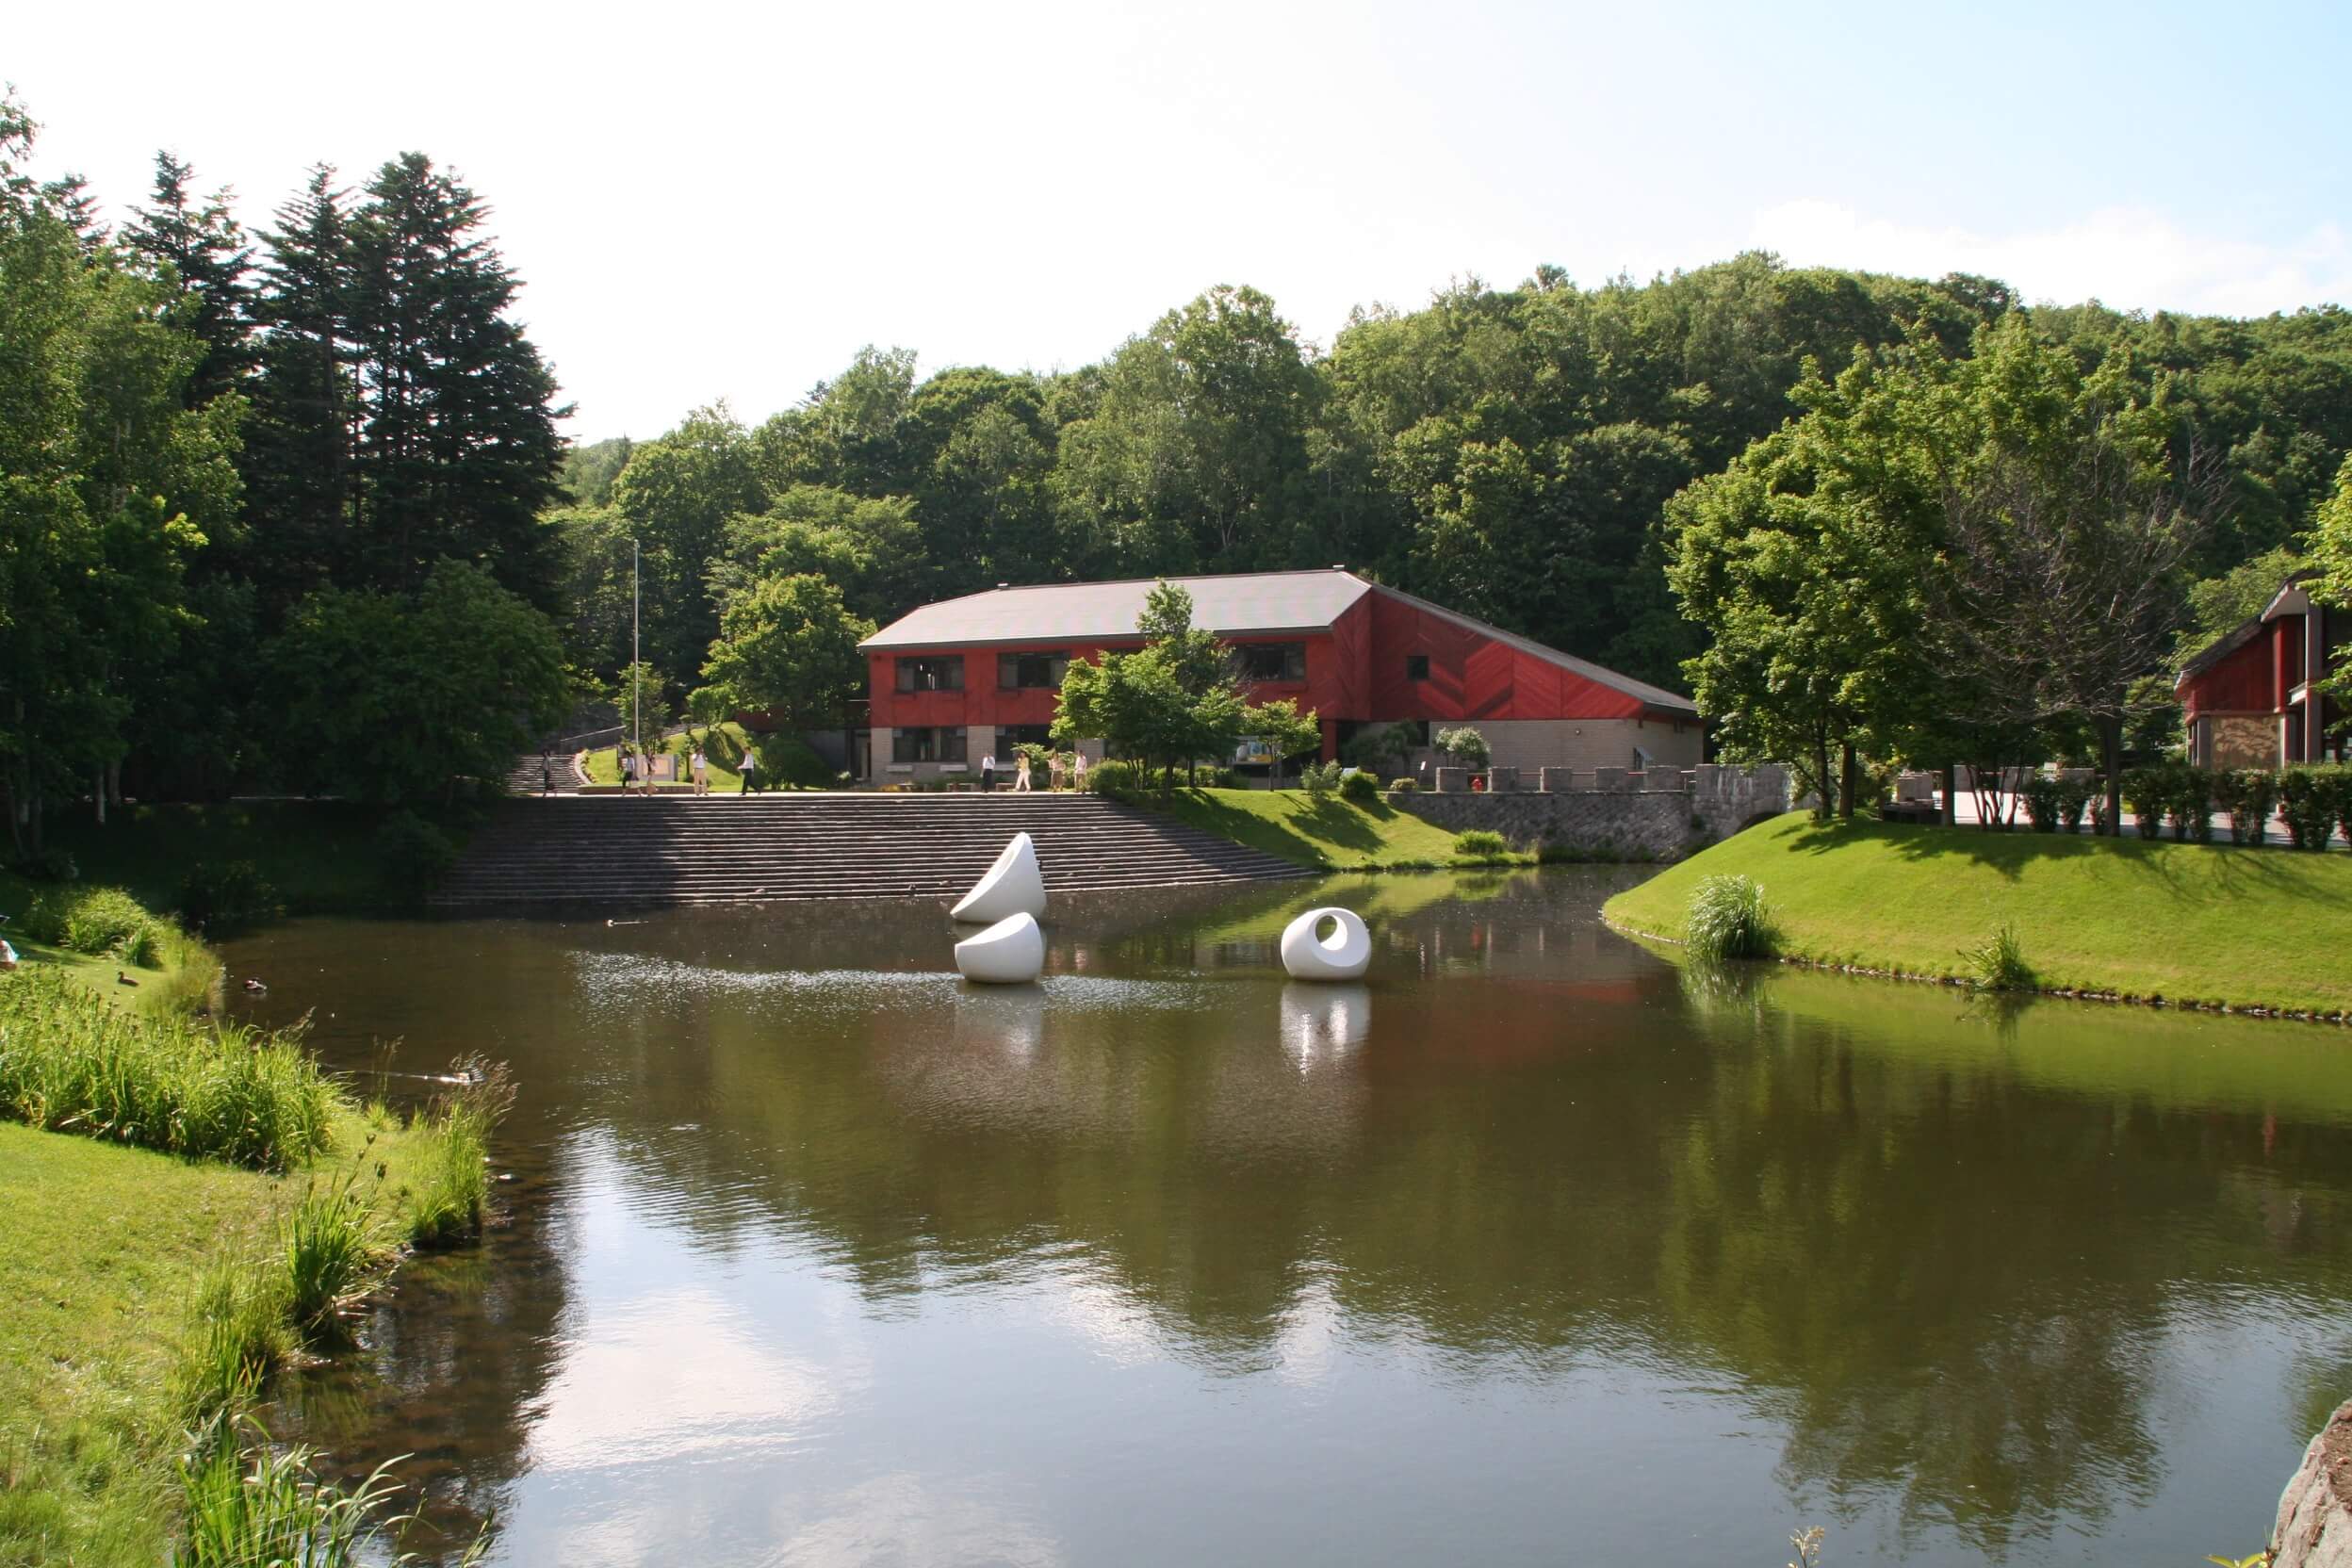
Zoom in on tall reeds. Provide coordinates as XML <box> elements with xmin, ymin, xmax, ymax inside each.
<box><xmin>1684</xmin><ymin>874</ymin><xmax>1778</xmax><ymax>962</ymax></box>
<box><xmin>0</xmin><ymin>971</ymin><xmax>333</xmax><ymax>1170</ymax></box>
<box><xmin>405</xmin><ymin>1057</ymin><xmax>514</xmax><ymax>1248</ymax></box>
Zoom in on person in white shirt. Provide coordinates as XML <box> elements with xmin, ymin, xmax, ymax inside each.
<box><xmin>981</xmin><ymin>751</ymin><xmax>997</xmax><ymax>792</ymax></box>
<box><xmin>691</xmin><ymin>746</ymin><xmax>710</xmax><ymax>796</ymax></box>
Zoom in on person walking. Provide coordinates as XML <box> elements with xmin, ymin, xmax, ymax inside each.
<box><xmin>1048</xmin><ymin>752</ymin><xmax>1066</xmax><ymax>792</ymax></box>
<box><xmin>1014</xmin><ymin>750</ymin><xmax>1032</xmax><ymax>792</ymax></box>
<box><xmin>1071</xmin><ymin>750</ymin><xmax>1088</xmax><ymax>792</ymax></box>
<box><xmin>691</xmin><ymin>745</ymin><xmax>710</xmax><ymax>796</ymax></box>
<box><xmin>741</xmin><ymin>748</ymin><xmax>760</xmax><ymax>795</ymax></box>
<box><xmin>541</xmin><ymin>756</ymin><xmax>554</xmax><ymax>795</ymax></box>
<box><xmin>619</xmin><ymin>748</ymin><xmax>636</xmax><ymax>794</ymax></box>
<box><xmin>981</xmin><ymin>750</ymin><xmax>997</xmax><ymax>792</ymax></box>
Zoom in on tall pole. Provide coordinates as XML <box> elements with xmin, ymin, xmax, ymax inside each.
<box><xmin>631</xmin><ymin>538</ymin><xmax>642</xmax><ymax>765</ymax></box>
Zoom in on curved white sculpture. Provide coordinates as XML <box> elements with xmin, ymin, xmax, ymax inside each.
<box><xmin>955</xmin><ymin>911</ymin><xmax>1045</xmax><ymax>984</ymax></box>
<box><xmin>951</xmin><ymin>832</ymin><xmax>1047</xmax><ymax>923</ymax></box>
<box><xmin>1280</xmin><ymin>906</ymin><xmax>1371</xmax><ymax>981</ymax></box>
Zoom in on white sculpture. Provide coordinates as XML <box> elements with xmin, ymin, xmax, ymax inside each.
<box><xmin>1280</xmin><ymin>906</ymin><xmax>1371</xmax><ymax>981</ymax></box>
<box><xmin>951</xmin><ymin>832</ymin><xmax>1047</xmax><ymax>923</ymax></box>
<box><xmin>955</xmin><ymin>911</ymin><xmax>1046</xmax><ymax>984</ymax></box>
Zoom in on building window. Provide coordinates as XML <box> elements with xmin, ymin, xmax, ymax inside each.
<box><xmin>891</xmin><ymin>727</ymin><xmax>969</xmax><ymax>763</ymax></box>
<box><xmin>1237</xmin><ymin>642</ymin><xmax>1307</xmax><ymax>682</ymax></box>
<box><xmin>997</xmin><ymin>651</ymin><xmax>1070</xmax><ymax>690</ymax></box>
<box><xmin>895</xmin><ymin>656</ymin><xmax>964</xmax><ymax>693</ymax></box>
<box><xmin>1405</xmin><ymin>654</ymin><xmax>1429</xmax><ymax>681</ymax></box>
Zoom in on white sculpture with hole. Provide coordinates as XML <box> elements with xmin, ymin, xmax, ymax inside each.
<box><xmin>1280</xmin><ymin>906</ymin><xmax>1371</xmax><ymax>981</ymax></box>
<box><xmin>951</xmin><ymin>832</ymin><xmax>1047</xmax><ymax>923</ymax></box>
<box><xmin>955</xmin><ymin>911</ymin><xmax>1046</xmax><ymax>984</ymax></box>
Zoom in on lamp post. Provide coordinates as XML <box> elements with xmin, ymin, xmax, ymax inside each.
<box><xmin>631</xmin><ymin>537</ymin><xmax>642</xmax><ymax>770</ymax></box>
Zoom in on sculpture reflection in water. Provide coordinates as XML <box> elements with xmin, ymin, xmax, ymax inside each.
<box><xmin>1279</xmin><ymin>983</ymin><xmax>1370</xmax><ymax>1071</ymax></box>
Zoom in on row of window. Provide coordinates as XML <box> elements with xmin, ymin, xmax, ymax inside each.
<box><xmin>894</xmin><ymin>643</ymin><xmax>1430</xmax><ymax>694</ymax></box>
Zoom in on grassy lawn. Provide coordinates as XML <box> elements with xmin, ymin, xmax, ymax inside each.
<box><xmin>582</xmin><ymin>722</ymin><xmax>755</xmax><ymax>790</ymax></box>
<box><xmin>0</xmin><ymin>1105</ymin><xmax>445</xmax><ymax>1563</ymax></box>
<box><xmin>1603</xmin><ymin>811</ymin><xmax>2352</xmax><ymax>1016</ymax></box>
<box><xmin>1137</xmin><ymin>786</ymin><xmax>1526</xmax><ymax>870</ymax></box>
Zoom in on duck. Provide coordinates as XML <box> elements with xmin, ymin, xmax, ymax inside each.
<box><xmin>116</xmin><ymin>970</ymin><xmax>139</xmax><ymax>987</ymax></box>
<box><xmin>242</xmin><ymin>977</ymin><xmax>267</xmax><ymax>994</ymax></box>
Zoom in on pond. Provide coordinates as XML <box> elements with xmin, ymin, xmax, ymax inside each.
<box><xmin>220</xmin><ymin>869</ymin><xmax>2352</xmax><ymax>1567</ymax></box>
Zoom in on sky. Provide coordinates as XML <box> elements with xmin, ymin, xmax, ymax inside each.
<box><xmin>10</xmin><ymin>0</ymin><xmax>2350</xmax><ymax>440</ymax></box>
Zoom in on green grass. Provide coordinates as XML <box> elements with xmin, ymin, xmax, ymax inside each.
<box><xmin>1604</xmin><ymin>812</ymin><xmax>2352</xmax><ymax>1015</ymax></box>
<box><xmin>0</xmin><ymin>970</ymin><xmax>336</xmax><ymax>1170</ymax></box>
<box><xmin>1135</xmin><ymin>786</ymin><xmax>1535</xmax><ymax>871</ymax></box>
<box><xmin>582</xmin><ymin>721</ymin><xmax>760</xmax><ymax>790</ymax></box>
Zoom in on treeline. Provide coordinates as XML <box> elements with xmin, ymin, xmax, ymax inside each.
<box><xmin>12</xmin><ymin>82</ymin><xmax>2352</xmax><ymax>840</ymax></box>
<box><xmin>0</xmin><ymin>96</ymin><xmax>570</xmax><ymax>848</ymax></box>
<box><xmin>564</xmin><ymin>262</ymin><xmax>2352</xmax><ymax>711</ymax></box>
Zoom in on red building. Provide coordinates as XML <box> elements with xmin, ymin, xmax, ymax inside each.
<box><xmin>855</xmin><ymin>569</ymin><xmax>1701</xmax><ymax>783</ymax></box>
<box><xmin>2177</xmin><ymin>577</ymin><xmax>2348</xmax><ymax>768</ymax></box>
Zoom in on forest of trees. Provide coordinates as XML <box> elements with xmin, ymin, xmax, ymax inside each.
<box><xmin>9</xmin><ymin>83</ymin><xmax>2352</xmax><ymax>845</ymax></box>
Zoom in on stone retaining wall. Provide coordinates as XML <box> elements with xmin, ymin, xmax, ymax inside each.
<box><xmin>1389</xmin><ymin>764</ymin><xmax>1791</xmax><ymax>860</ymax></box>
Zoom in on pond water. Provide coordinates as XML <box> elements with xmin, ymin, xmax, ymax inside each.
<box><xmin>220</xmin><ymin>870</ymin><xmax>2352</xmax><ymax>1567</ymax></box>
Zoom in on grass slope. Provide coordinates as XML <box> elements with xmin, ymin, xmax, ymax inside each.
<box><xmin>1139</xmin><ymin>787</ymin><xmax>1506</xmax><ymax>870</ymax></box>
<box><xmin>1604</xmin><ymin>812</ymin><xmax>2352</xmax><ymax>1016</ymax></box>
<box><xmin>0</xmin><ymin>1109</ymin><xmax>442</xmax><ymax>1563</ymax></box>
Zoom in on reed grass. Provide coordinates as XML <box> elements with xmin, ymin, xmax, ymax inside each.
<box><xmin>405</xmin><ymin>1057</ymin><xmax>514</xmax><ymax>1249</ymax></box>
<box><xmin>168</xmin><ymin>1253</ymin><xmax>294</xmax><ymax>1423</ymax></box>
<box><xmin>1684</xmin><ymin>874</ymin><xmax>1778</xmax><ymax>962</ymax></box>
<box><xmin>171</xmin><ymin>1413</ymin><xmax>416</xmax><ymax>1568</ymax></box>
<box><xmin>0</xmin><ymin>970</ymin><xmax>335</xmax><ymax>1170</ymax></box>
<box><xmin>282</xmin><ymin>1158</ymin><xmax>393</xmax><ymax>1344</ymax></box>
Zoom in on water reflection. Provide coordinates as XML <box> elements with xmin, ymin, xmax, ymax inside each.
<box><xmin>225</xmin><ymin>870</ymin><xmax>2352</xmax><ymax>1567</ymax></box>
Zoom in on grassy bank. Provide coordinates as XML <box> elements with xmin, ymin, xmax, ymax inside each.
<box><xmin>1603</xmin><ymin>812</ymin><xmax>2352</xmax><ymax>1017</ymax></box>
<box><xmin>1135</xmin><ymin>786</ymin><xmax>1539</xmax><ymax>870</ymax></box>
<box><xmin>0</xmin><ymin>952</ymin><xmax>509</xmax><ymax>1562</ymax></box>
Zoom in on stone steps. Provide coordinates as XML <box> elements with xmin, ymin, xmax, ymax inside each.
<box><xmin>431</xmin><ymin>794</ymin><xmax>1310</xmax><ymax>908</ymax></box>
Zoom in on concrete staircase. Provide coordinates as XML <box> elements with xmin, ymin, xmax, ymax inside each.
<box><xmin>430</xmin><ymin>793</ymin><xmax>1312</xmax><ymax>909</ymax></box>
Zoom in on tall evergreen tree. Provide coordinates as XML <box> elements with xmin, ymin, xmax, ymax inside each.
<box><xmin>122</xmin><ymin>152</ymin><xmax>255</xmax><ymax>409</ymax></box>
<box><xmin>344</xmin><ymin>153</ymin><xmax>566</xmax><ymax>609</ymax></box>
<box><xmin>245</xmin><ymin>164</ymin><xmax>357</xmax><ymax>616</ymax></box>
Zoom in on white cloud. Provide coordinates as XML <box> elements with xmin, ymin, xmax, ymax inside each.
<box><xmin>1747</xmin><ymin>199</ymin><xmax>2352</xmax><ymax>318</ymax></box>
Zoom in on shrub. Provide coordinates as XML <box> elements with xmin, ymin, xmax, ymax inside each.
<box><xmin>2121</xmin><ymin>766</ymin><xmax>2170</xmax><ymax>840</ymax></box>
<box><xmin>176</xmin><ymin>860</ymin><xmax>283</xmax><ymax>933</ymax></box>
<box><xmin>1087</xmin><ymin>759</ymin><xmax>1141</xmax><ymax>794</ymax></box>
<box><xmin>14</xmin><ymin>846</ymin><xmax>77</xmax><ymax>883</ymax></box>
<box><xmin>21</xmin><ymin>885</ymin><xmax>168</xmax><ymax>960</ymax></box>
<box><xmin>752</xmin><ymin>734</ymin><xmax>833</xmax><ymax>789</ymax></box>
<box><xmin>2281</xmin><ymin>767</ymin><xmax>2338</xmax><ymax>851</ymax></box>
<box><xmin>1435</xmin><ymin>726</ymin><xmax>1492</xmax><ymax>769</ymax></box>
<box><xmin>1300</xmin><ymin>760</ymin><xmax>1344</xmax><ymax>795</ymax></box>
<box><xmin>0</xmin><ymin>970</ymin><xmax>335</xmax><ymax>1170</ymax></box>
<box><xmin>2214</xmin><ymin>769</ymin><xmax>2278</xmax><ymax>846</ymax></box>
<box><xmin>1452</xmin><ymin>828</ymin><xmax>1511</xmax><ymax>863</ymax></box>
<box><xmin>2164</xmin><ymin>766</ymin><xmax>2214</xmax><ymax>843</ymax></box>
<box><xmin>374</xmin><ymin>812</ymin><xmax>459</xmax><ymax>904</ymax></box>
<box><xmin>1338</xmin><ymin>770</ymin><xmax>1379</xmax><ymax>804</ymax></box>
<box><xmin>1961</xmin><ymin>922</ymin><xmax>2034</xmax><ymax>991</ymax></box>
<box><xmin>2020</xmin><ymin>775</ymin><xmax>2063</xmax><ymax>832</ymax></box>
<box><xmin>1684</xmin><ymin>875</ymin><xmax>1775</xmax><ymax>962</ymax></box>
<box><xmin>2056</xmin><ymin>776</ymin><xmax>2095</xmax><ymax>834</ymax></box>
<box><xmin>1388</xmin><ymin>777</ymin><xmax>1416</xmax><ymax>793</ymax></box>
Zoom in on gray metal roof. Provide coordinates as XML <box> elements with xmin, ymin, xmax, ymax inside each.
<box><xmin>861</xmin><ymin>570</ymin><xmax>1375</xmax><ymax>650</ymax></box>
<box><xmin>860</xmin><ymin>567</ymin><xmax>1697</xmax><ymax>714</ymax></box>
